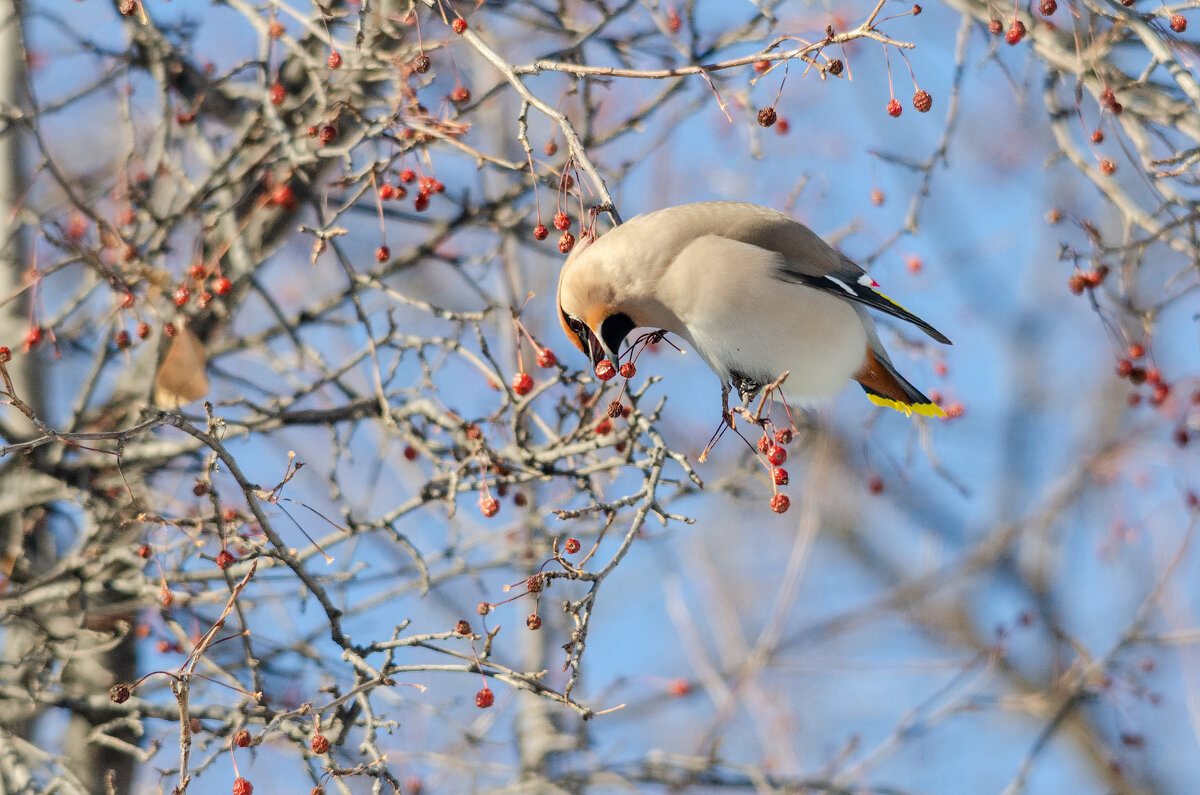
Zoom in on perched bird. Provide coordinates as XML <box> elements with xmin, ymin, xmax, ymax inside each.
<box><xmin>556</xmin><ymin>201</ymin><xmax>951</xmax><ymax>418</ymax></box>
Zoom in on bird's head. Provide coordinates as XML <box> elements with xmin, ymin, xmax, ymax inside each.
<box><xmin>556</xmin><ymin>240</ymin><xmax>642</xmax><ymax>369</ymax></box>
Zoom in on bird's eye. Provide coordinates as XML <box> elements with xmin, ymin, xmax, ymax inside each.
<box><xmin>567</xmin><ymin>316</ymin><xmax>584</xmax><ymax>333</ymax></box>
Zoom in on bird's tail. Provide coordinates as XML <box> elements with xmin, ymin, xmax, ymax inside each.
<box><xmin>854</xmin><ymin>347</ymin><xmax>945</xmax><ymax>419</ymax></box>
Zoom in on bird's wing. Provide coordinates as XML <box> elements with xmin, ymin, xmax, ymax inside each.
<box><xmin>696</xmin><ymin>203</ymin><xmax>951</xmax><ymax>345</ymax></box>
<box><xmin>775</xmin><ymin>256</ymin><xmax>952</xmax><ymax>345</ymax></box>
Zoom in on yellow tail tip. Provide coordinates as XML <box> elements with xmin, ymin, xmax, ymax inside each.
<box><xmin>866</xmin><ymin>393</ymin><xmax>947</xmax><ymax>419</ymax></box>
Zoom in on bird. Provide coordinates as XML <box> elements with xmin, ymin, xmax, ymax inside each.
<box><xmin>556</xmin><ymin>201</ymin><xmax>951</xmax><ymax>419</ymax></box>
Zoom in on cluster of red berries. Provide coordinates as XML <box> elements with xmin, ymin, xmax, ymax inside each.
<box><xmin>761</xmin><ymin>427</ymin><xmax>793</xmax><ymax>513</ymax></box>
<box><xmin>1115</xmin><ymin>343</ymin><xmax>1172</xmax><ymax>407</ymax></box>
<box><xmin>1067</xmin><ymin>266</ymin><xmax>1108</xmax><ymax>295</ymax></box>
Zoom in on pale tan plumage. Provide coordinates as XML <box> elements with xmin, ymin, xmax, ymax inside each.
<box><xmin>556</xmin><ymin>202</ymin><xmax>950</xmax><ymax>417</ymax></box>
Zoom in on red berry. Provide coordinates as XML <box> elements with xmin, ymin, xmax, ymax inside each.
<box><xmin>595</xmin><ymin>418</ymin><xmax>613</xmax><ymax>435</ymax></box>
<box><xmin>766</xmin><ymin>445</ymin><xmax>787</xmax><ymax>466</ymax></box>
<box><xmin>136</xmin><ymin>321</ymin><xmax>150</xmax><ymax>339</ymax></box>
<box><xmin>1128</xmin><ymin>343</ymin><xmax>1145</xmax><ymax>359</ymax></box>
<box><xmin>1067</xmin><ymin>273</ymin><xmax>1086</xmax><ymax>295</ymax></box>
<box><xmin>306</xmin><ymin>125</ymin><xmax>318</xmax><ymax>138</ymax></box>
<box><xmin>558</xmin><ymin>231</ymin><xmax>575</xmax><ymax>254</ymax></box>
<box><xmin>619</xmin><ymin>362</ymin><xmax>636</xmax><ymax>378</ymax></box>
<box><xmin>868</xmin><ymin>475</ymin><xmax>884</xmax><ymax>494</ymax></box>
<box><xmin>319</xmin><ymin>125</ymin><xmax>337</xmax><ymax>145</ymax></box>
<box><xmin>120</xmin><ymin>292</ymin><xmax>136</xmax><ymax>308</ymax></box>
<box><xmin>667</xmin><ymin>12</ymin><xmax>681</xmax><ymax>32</ymax></box>
<box><xmin>269</xmin><ymin>83</ymin><xmax>285</xmax><ymax>105</ymax></box>
<box><xmin>913</xmin><ymin>90</ymin><xmax>932</xmax><ymax>112</ymax></box>
<box><xmin>213</xmin><ymin>276</ymin><xmax>232</xmax><ymax>295</ymax></box>
<box><xmin>1147</xmin><ymin>368</ymin><xmax>1162</xmax><ymax>385</ymax></box>
<box><xmin>1006</xmin><ymin>20</ymin><xmax>1026</xmax><ymax>44</ymax></box>
<box><xmin>24</xmin><ymin>327</ymin><xmax>42</xmax><ymax>349</ymax></box>
<box><xmin>376</xmin><ymin>245</ymin><xmax>390</xmax><ymax>262</ymax></box>
<box><xmin>757</xmin><ymin>436</ymin><xmax>771</xmax><ymax>453</ymax></box>
<box><xmin>536</xmin><ymin>347</ymin><xmax>556</xmax><ymax>367</ymax></box>
<box><xmin>400</xmin><ymin>168</ymin><xmax>416</xmax><ymax>183</ymax></box>
<box><xmin>234</xmin><ymin>729</ymin><xmax>251</xmax><ymax>747</ymax></box>
<box><xmin>109</xmin><ymin>683</ymin><xmax>131</xmax><ymax>703</ymax></box>
<box><xmin>311</xmin><ymin>733</ymin><xmax>330</xmax><ymax>754</ymax></box>
<box><xmin>594</xmin><ymin>360</ymin><xmax>616</xmax><ymax>381</ymax></box>
<box><xmin>1091</xmin><ymin>129</ymin><xmax>1104</xmax><ymax>143</ymax></box>
<box><xmin>328</xmin><ymin>50</ymin><xmax>341</xmax><ymax>69</ymax></box>
<box><xmin>379</xmin><ymin>184</ymin><xmax>395</xmax><ymax>200</ymax></box>
<box><xmin>271</xmin><ymin>184</ymin><xmax>295</xmax><ymax>208</ymax></box>
<box><xmin>753</xmin><ymin>60</ymin><xmax>770</xmax><ymax>73</ymax></box>
<box><xmin>912</xmin><ymin>4</ymin><xmax>922</xmax><ymax>14</ymax></box>
<box><xmin>216</xmin><ymin>549</ymin><xmax>236</xmax><ymax>569</ymax></box>
<box><xmin>452</xmin><ymin>18</ymin><xmax>467</xmax><ymax>34</ymax></box>
<box><xmin>945</xmin><ymin>401</ymin><xmax>965</xmax><ymax>418</ymax></box>
<box><xmin>564</xmin><ymin>538</ymin><xmax>581</xmax><ymax>554</ymax></box>
<box><xmin>512</xmin><ymin>372</ymin><xmax>533</xmax><ymax>395</ymax></box>
<box><xmin>119</xmin><ymin>0</ymin><xmax>138</xmax><ymax>16</ymax></box>
<box><xmin>775</xmin><ymin>118</ymin><xmax>790</xmax><ymax>134</ymax></box>
<box><xmin>1099</xmin><ymin>158</ymin><xmax>1116</xmax><ymax>175</ymax></box>
<box><xmin>137</xmin><ymin>543</ymin><xmax>152</xmax><ymax>559</ymax></box>
<box><xmin>268</xmin><ymin>20</ymin><xmax>283</xmax><ymax>37</ymax></box>
<box><xmin>414</xmin><ymin>192</ymin><xmax>429</xmax><ymax>211</ymax></box>
<box><xmin>480</xmin><ymin>497</ymin><xmax>499</xmax><ymax>517</ymax></box>
<box><xmin>173</xmin><ymin>285</ymin><xmax>190</xmax><ymax>306</ymax></box>
<box><xmin>533</xmin><ymin>224</ymin><xmax>548</xmax><ymax>241</ymax></box>
<box><xmin>403</xmin><ymin>445</ymin><xmax>418</xmax><ymax>461</ymax></box>
<box><xmin>456</xmin><ymin>619</ymin><xmax>472</xmax><ymax>635</ymax></box>
<box><xmin>769</xmin><ymin>494</ymin><xmax>790</xmax><ymax>513</ymax></box>
<box><xmin>232</xmin><ymin>779</ymin><xmax>253</xmax><ymax>795</ymax></box>
<box><xmin>886</xmin><ymin>98</ymin><xmax>902</xmax><ymax>117</ymax></box>
<box><xmin>774</xmin><ymin>428</ymin><xmax>793</xmax><ymax>445</ymax></box>
<box><xmin>475</xmin><ymin>687</ymin><xmax>494</xmax><ymax>707</ymax></box>
<box><xmin>450</xmin><ymin>86</ymin><xmax>471</xmax><ymax>103</ymax></box>
<box><xmin>553</xmin><ymin>211</ymin><xmax>571</xmax><ymax>231</ymax></box>
<box><xmin>1152</xmin><ymin>382</ymin><xmax>1170</xmax><ymax>405</ymax></box>
<box><xmin>191</xmin><ymin>263</ymin><xmax>208</xmax><ymax>280</ymax></box>
<box><xmin>772</xmin><ymin>468</ymin><xmax>789</xmax><ymax>486</ymax></box>
<box><xmin>413</xmin><ymin>54</ymin><xmax>431</xmax><ymax>73</ymax></box>
<box><xmin>757</xmin><ymin>106</ymin><xmax>777</xmax><ymax>127</ymax></box>
<box><xmin>1039</xmin><ymin>0</ymin><xmax>1056</xmax><ymax>15</ymax></box>
<box><xmin>1171</xmin><ymin>14</ymin><xmax>1187</xmax><ymax>32</ymax></box>
<box><xmin>114</xmin><ymin>330</ymin><xmax>130</xmax><ymax>349</ymax></box>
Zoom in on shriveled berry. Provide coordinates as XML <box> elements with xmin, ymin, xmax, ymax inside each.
<box><xmin>232</xmin><ymin>778</ymin><xmax>253</xmax><ymax>795</ymax></box>
<box><xmin>109</xmin><ymin>683</ymin><xmax>131</xmax><ymax>703</ymax></box>
<box><xmin>553</xmin><ymin>211</ymin><xmax>571</xmax><ymax>231</ymax></box>
<box><xmin>476</xmin><ymin>601</ymin><xmax>490</xmax><ymax>615</ymax></box>
<box><xmin>913</xmin><ymin>90</ymin><xmax>932</xmax><ymax>112</ymax></box>
<box><xmin>114</xmin><ymin>330</ymin><xmax>130</xmax><ymax>349</ymax></box>
<box><xmin>774</xmin><ymin>427</ymin><xmax>793</xmax><ymax>445</ymax></box>
<box><xmin>769</xmin><ymin>494</ymin><xmax>790</xmax><ymax>513</ymax></box>
<box><xmin>912</xmin><ymin>4</ymin><xmax>922</xmax><ymax>14</ymax></box>
<box><xmin>826</xmin><ymin>58</ymin><xmax>843</xmax><ymax>75</ymax></box>
<box><xmin>480</xmin><ymin>497</ymin><xmax>499</xmax><ymax>517</ymax></box>
<box><xmin>757</xmin><ymin>436</ymin><xmax>771</xmax><ymax>453</ymax></box>
<box><xmin>1171</xmin><ymin>14</ymin><xmax>1187</xmax><ymax>32</ymax></box>
<box><xmin>1039</xmin><ymin>0</ymin><xmax>1056</xmax><ymax>15</ymax></box>
<box><xmin>455</xmin><ymin>619</ymin><xmax>471</xmax><ymax>635</ymax></box>
<box><xmin>512</xmin><ymin>372</ymin><xmax>533</xmax><ymax>395</ymax></box>
<box><xmin>533</xmin><ymin>223</ymin><xmax>549</xmax><ymax>241</ymax></box>
<box><xmin>772</xmin><ymin>468</ymin><xmax>788</xmax><ymax>486</ymax></box>
<box><xmin>988</xmin><ymin>19</ymin><xmax>1003</xmax><ymax>35</ymax></box>
<box><xmin>536</xmin><ymin>347</ymin><xmax>556</xmax><ymax>367</ymax></box>
<box><xmin>450</xmin><ymin>86</ymin><xmax>471</xmax><ymax>103</ymax></box>
<box><xmin>413</xmin><ymin>54</ymin><xmax>431</xmax><ymax>73</ymax></box>
<box><xmin>766</xmin><ymin>445</ymin><xmax>787</xmax><ymax>466</ymax></box>
<box><xmin>452</xmin><ymin>17</ymin><xmax>467</xmax><ymax>34</ymax></box>
<box><xmin>118</xmin><ymin>0</ymin><xmax>137</xmax><ymax>16</ymax></box>
<box><xmin>619</xmin><ymin>362</ymin><xmax>636</xmax><ymax>378</ymax></box>
<box><xmin>558</xmin><ymin>232</ymin><xmax>575</xmax><ymax>253</ymax></box>
<box><xmin>886</xmin><ymin>98</ymin><xmax>902</xmax><ymax>117</ymax></box>
<box><xmin>594</xmin><ymin>360</ymin><xmax>616</xmax><ymax>381</ymax></box>
<box><xmin>526</xmin><ymin>613</ymin><xmax>542</xmax><ymax>630</ymax></box>
<box><xmin>376</xmin><ymin>245</ymin><xmax>390</xmax><ymax>262</ymax></box>
<box><xmin>310</xmin><ymin>733</ymin><xmax>330</xmax><ymax>754</ymax></box>
<box><xmin>234</xmin><ymin>729</ymin><xmax>251</xmax><ymax>747</ymax></box>
<box><xmin>475</xmin><ymin>687</ymin><xmax>494</xmax><ymax>707</ymax></box>
<box><xmin>328</xmin><ymin>51</ymin><xmax>342</xmax><ymax>69</ymax></box>
<box><xmin>757</xmin><ymin>106</ymin><xmax>777</xmax><ymax>127</ymax></box>
<box><xmin>564</xmin><ymin>538</ymin><xmax>581</xmax><ymax>554</ymax></box>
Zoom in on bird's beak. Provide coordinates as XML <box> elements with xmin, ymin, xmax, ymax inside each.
<box><xmin>581</xmin><ymin>326</ymin><xmax>609</xmax><ymax>368</ymax></box>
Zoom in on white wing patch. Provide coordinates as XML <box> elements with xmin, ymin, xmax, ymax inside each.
<box><xmin>824</xmin><ymin>275</ymin><xmax>856</xmax><ymax>295</ymax></box>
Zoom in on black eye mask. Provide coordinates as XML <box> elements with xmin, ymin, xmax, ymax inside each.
<box><xmin>600</xmin><ymin>313</ymin><xmax>635</xmax><ymax>358</ymax></box>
